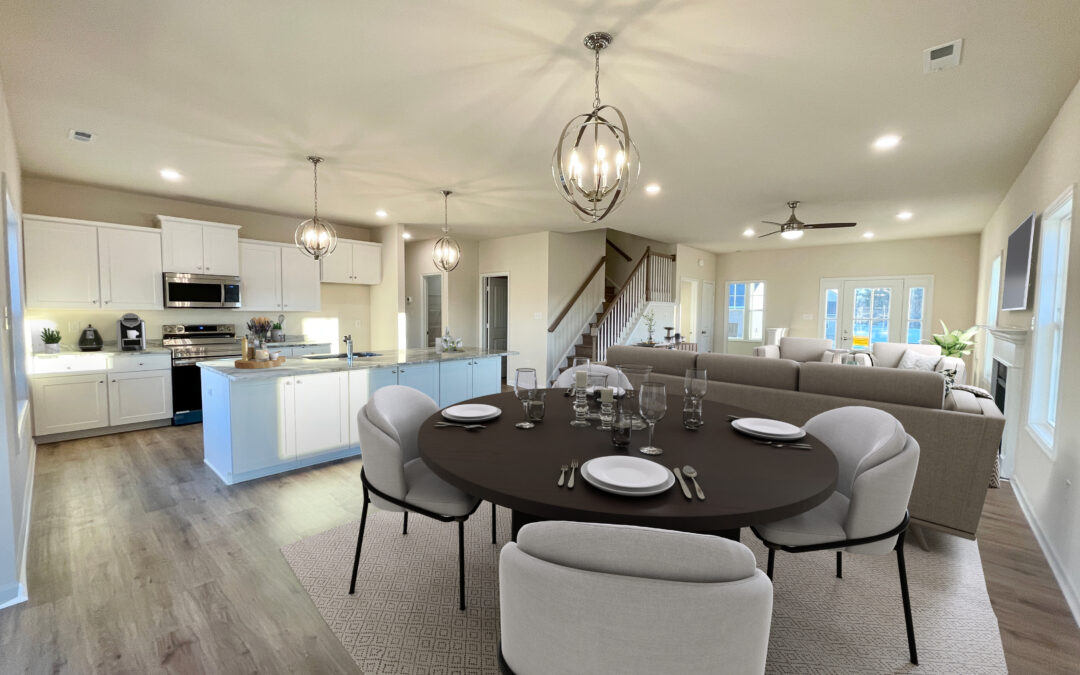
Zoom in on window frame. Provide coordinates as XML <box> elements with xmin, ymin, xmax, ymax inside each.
<box><xmin>725</xmin><ymin>280</ymin><xmax>765</xmax><ymax>342</ymax></box>
<box><xmin>818</xmin><ymin>275</ymin><xmax>933</xmax><ymax>348</ymax></box>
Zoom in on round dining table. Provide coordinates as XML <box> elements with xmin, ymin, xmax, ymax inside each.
<box><xmin>419</xmin><ymin>390</ymin><xmax>839</xmax><ymax>540</ymax></box>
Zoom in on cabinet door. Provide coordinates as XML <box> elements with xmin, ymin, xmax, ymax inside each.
<box><xmin>471</xmin><ymin>357</ymin><xmax>502</xmax><ymax>398</ymax></box>
<box><xmin>202</xmin><ymin>226</ymin><xmax>240</xmax><ymax>275</ymax></box>
<box><xmin>24</xmin><ymin>219</ymin><xmax>101</xmax><ymax>309</ymax></box>
<box><xmin>439</xmin><ymin>360</ymin><xmax>471</xmax><ymax>407</ymax></box>
<box><xmin>320</xmin><ymin>245</ymin><xmax>354</xmax><ymax>284</ymax></box>
<box><xmin>161</xmin><ymin>221</ymin><xmax>205</xmax><ymax>273</ymax></box>
<box><xmin>281</xmin><ymin>246</ymin><xmax>321</xmax><ymax>311</ymax></box>
<box><xmin>31</xmin><ymin>374</ymin><xmax>109</xmax><ymax>435</ymax></box>
<box><xmin>368</xmin><ymin>367</ymin><xmax>398</xmax><ymax>396</ymax></box>
<box><xmin>351</xmin><ymin>242</ymin><xmax>383</xmax><ymax>284</ymax></box>
<box><xmin>108</xmin><ymin>370</ymin><xmax>173</xmax><ymax>425</ymax></box>
<box><xmin>238</xmin><ymin>243</ymin><xmax>283</xmax><ymax>311</ymax></box>
<box><xmin>397</xmin><ymin>362</ymin><xmax>439</xmax><ymax>402</ymax></box>
<box><xmin>98</xmin><ymin>227</ymin><xmax>163</xmax><ymax>310</ymax></box>
<box><xmin>292</xmin><ymin>372</ymin><xmax>349</xmax><ymax>457</ymax></box>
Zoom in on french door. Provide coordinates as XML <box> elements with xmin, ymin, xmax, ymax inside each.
<box><xmin>822</xmin><ymin>276</ymin><xmax>932</xmax><ymax>351</ymax></box>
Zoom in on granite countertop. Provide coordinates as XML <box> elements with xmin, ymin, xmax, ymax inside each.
<box><xmin>262</xmin><ymin>335</ymin><xmax>334</xmax><ymax>348</ymax></box>
<box><xmin>198</xmin><ymin>347</ymin><xmax>516</xmax><ymax>381</ymax></box>
<box><xmin>33</xmin><ymin>346</ymin><xmax>172</xmax><ymax>357</ymax></box>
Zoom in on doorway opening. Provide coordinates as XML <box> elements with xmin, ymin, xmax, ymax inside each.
<box><xmin>421</xmin><ymin>273</ymin><xmax>443</xmax><ymax>348</ymax></box>
<box><xmin>482</xmin><ymin>274</ymin><xmax>509</xmax><ymax>379</ymax></box>
<box><xmin>819</xmin><ymin>275</ymin><xmax>934</xmax><ymax>351</ymax></box>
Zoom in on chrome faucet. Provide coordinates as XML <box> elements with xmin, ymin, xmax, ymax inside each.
<box><xmin>344</xmin><ymin>334</ymin><xmax>353</xmax><ymax>364</ymax></box>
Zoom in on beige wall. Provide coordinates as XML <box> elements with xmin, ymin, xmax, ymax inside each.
<box><xmin>369</xmin><ymin>224</ymin><xmax>405</xmax><ymax>350</ymax></box>
<box><xmin>604</xmin><ymin>228</ymin><xmax>674</xmax><ymax>288</ymax></box>
<box><xmin>404</xmin><ymin>239</ymin><xmax>444</xmax><ymax>349</ymax></box>
<box><xmin>714</xmin><ymin>235</ymin><xmax>980</xmax><ymax>356</ymax></box>
<box><xmin>403</xmin><ymin>238</ymin><xmax>480</xmax><ymax>350</ymax></box>
<box><xmin>478</xmin><ymin>232</ymin><xmax>549</xmax><ymax>379</ymax></box>
<box><xmin>975</xmin><ymin>76</ymin><xmax>1080</xmax><ymax>613</ymax></box>
<box><xmin>547</xmin><ymin>230</ymin><xmax>606</xmax><ymax>318</ymax></box>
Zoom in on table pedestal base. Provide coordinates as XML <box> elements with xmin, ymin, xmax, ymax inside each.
<box><xmin>510</xmin><ymin>509</ymin><xmax>741</xmax><ymax>542</ymax></box>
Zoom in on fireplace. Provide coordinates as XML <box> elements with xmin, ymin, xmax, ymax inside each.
<box><xmin>993</xmin><ymin>359</ymin><xmax>1007</xmax><ymax>413</ymax></box>
<box><xmin>986</xmin><ymin>326</ymin><xmax>1030</xmax><ymax>478</ymax></box>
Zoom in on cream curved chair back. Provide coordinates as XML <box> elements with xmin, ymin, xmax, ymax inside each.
<box><xmin>355</xmin><ymin>385</ymin><xmax>439</xmax><ymax>511</ymax></box>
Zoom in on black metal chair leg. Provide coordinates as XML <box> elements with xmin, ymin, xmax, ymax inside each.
<box><xmin>403</xmin><ymin>511</ymin><xmax>408</xmax><ymax>535</ymax></box>
<box><xmin>896</xmin><ymin>534</ymin><xmax>918</xmax><ymax>665</ymax></box>
<box><xmin>491</xmin><ymin>503</ymin><xmax>497</xmax><ymax>544</ymax></box>
<box><xmin>458</xmin><ymin>519</ymin><xmax>466</xmax><ymax>611</ymax></box>
<box><xmin>766</xmin><ymin>548</ymin><xmax>775</xmax><ymax>579</ymax></box>
<box><xmin>348</xmin><ymin>496</ymin><xmax>370</xmax><ymax>594</ymax></box>
<box><xmin>836</xmin><ymin>551</ymin><xmax>842</xmax><ymax>578</ymax></box>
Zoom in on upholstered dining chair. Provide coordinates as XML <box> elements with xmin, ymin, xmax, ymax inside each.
<box><xmin>750</xmin><ymin>406</ymin><xmax>921</xmax><ymax>665</ymax></box>
<box><xmin>552</xmin><ymin>363</ymin><xmax>631</xmax><ymax>388</ymax></box>
<box><xmin>499</xmin><ymin>521</ymin><xmax>774</xmax><ymax>675</ymax></box>
<box><xmin>348</xmin><ymin>385</ymin><xmax>483</xmax><ymax>610</ymax></box>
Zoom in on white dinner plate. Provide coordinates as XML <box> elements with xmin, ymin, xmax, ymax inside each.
<box><xmin>442</xmin><ymin>404</ymin><xmax>502</xmax><ymax>422</ymax></box>
<box><xmin>732</xmin><ymin>417</ymin><xmax>807</xmax><ymax>441</ymax></box>
<box><xmin>581</xmin><ymin>459</ymin><xmax>675</xmax><ymax>497</ymax></box>
<box><xmin>582</xmin><ymin>456</ymin><xmax>671</xmax><ymax>490</ymax></box>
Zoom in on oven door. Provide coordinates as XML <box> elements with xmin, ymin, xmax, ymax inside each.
<box><xmin>170</xmin><ymin>357</ymin><xmax>220</xmax><ymax>425</ymax></box>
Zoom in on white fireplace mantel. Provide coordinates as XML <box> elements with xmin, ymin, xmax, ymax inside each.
<box><xmin>984</xmin><ymin>325</ymin><xmax>1030</xmax><ymax>478</ymax></box>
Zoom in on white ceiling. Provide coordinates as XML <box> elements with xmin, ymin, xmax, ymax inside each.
<box><xmin>2</xmin><ymin>1</ymin><xmax>1079</xmax><ymax>251</ymax></box>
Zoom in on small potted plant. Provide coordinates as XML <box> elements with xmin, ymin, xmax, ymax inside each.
<box><xmin>270</xmin><ymin>322</ymin><xmax>284</xmax><ymax>342</ymax></box>
<box><xmin>41</xmin><ymin>327</ymin><xmax>62</xmax><ymax>353</ymax></box>
<box><xmin>643</xmin><ymin>310</ymin><xmax>656</xmax><ymax>345</ymax></box>
<box><xmin>928</xmin><ymin>321</ymin><xmax>977</xmax><ymax>357</ymax></box>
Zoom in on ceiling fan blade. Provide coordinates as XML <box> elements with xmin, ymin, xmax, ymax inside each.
<box><xmin>757</xmin><ymin>230</ymin><xmax>782</xmax><ymax>238</ymax></box>
<box><xmin>802</xmin><ymin>222</ymin><xmax>856</xmax><ymax>230</ymax></box>
<box><xmin>760</xmin><ymin>220</ymin><xmax>784</xmax><ymax>226</ymax></box>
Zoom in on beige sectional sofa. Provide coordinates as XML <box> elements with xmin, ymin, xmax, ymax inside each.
<box><xmin>604</xmin><ymin>345</ymin><xmax>1004</xmax><ymax>539</ymax></box>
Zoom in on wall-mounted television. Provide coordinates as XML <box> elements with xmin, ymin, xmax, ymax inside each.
<box><xmin>1001</xmin><ymin>212</ymin><xmax>1035</xmax><ymax>311</ymax></box>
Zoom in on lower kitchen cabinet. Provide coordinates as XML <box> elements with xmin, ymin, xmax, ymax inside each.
<box><xmin>289</xmin><ymin>372</ymin><xmax>350</xmax><ymax>458</ymax></box>
<box><xmin>31</xmin><ymin>373</ymin><xmax>110</xmax><ymax>435</ymax></box>
<box><xmin>108</xmin><ymin>370</ymin><xmax>173</xmax><ymax>425</ymax></box>
<box><xmin>366</xmin><ymin>362</ymin><xmax>439</xmax><ymax>402</ymax></box>
<box><xmin>438</xmin><ymin>356</ymin><xmax>502</xmax><ymax>407</ymax></box>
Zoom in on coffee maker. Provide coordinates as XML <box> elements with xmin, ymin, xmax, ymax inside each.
<box><xmin>117</xmin><ymin>313</ymin><xmax>147</xmax><ymax>351</ymax></box>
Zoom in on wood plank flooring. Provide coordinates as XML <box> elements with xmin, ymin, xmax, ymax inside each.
<box><xmin>1</xmin><ymin>425</ymin><xmax>1078</xmax><ymax>673</ymax></box>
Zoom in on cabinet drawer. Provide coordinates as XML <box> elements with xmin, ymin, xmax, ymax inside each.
<box><xmin>108</xmin><ymin>352</ymin><xmax>172</xmax><ymax>372</ymax></box>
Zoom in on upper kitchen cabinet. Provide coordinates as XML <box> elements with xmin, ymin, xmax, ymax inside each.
<box><xmin>280</xmin><ymin>246</ymin><xmax>321</xmax><ymax>311</ymax></box>
<box><xmin>237</xmin><ymin>239</ymin><xmax>320</xmax><ymax>313</ymax></box>
<box><xmin>24</xmin><ymin>215</ymin><xmax>162</xmax><ymax>310</ymax></box>
<box><xmin>320</xmin><ymin>239</ymin><xmax>382</xmax><ymax>285</ymax></box>
<box><xmin>157</xmin><ymin>215</ymin><xmax>240</xmax><ymax>275</ymax></box>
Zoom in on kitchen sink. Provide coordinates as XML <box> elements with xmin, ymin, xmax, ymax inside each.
<box><xmin>304</xmin><ymin>352</ymin><xmax>380</xmax><ymax>360</ymax></box>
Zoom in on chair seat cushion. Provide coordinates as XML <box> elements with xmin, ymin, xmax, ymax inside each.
<box><xmin>755</xmin><ymin>491</ymin><xmax>850</xmax><ymax>547</ymax></box>
<box><xmin>403</xmin><ymin>458</ymin><xmax>480</xmax><ymax>517</ymax></box>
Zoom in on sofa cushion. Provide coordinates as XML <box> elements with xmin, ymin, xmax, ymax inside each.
<box><xmin>799</xmin><ymin>361</ymin><xmax>945</xmax><ymax>409</ymax></box>
<box><xmin>778</xmin><ymin>337</ymin><xmax>833</xmax><ymax>362</ymax></box>
<box><xmin>897</xmin><ymin>348</ymin><xmax>941</xmax><ymax>372</ymax></box>
<box><xmin>697</xmin><ymin>352</ymin><xmax>799</xmax><ymax>391</ymax></box>
<box><xmin>871</xmin><ymin>342</ymin><xmax>941</xmax><ymax>368</ymax></box>
<box><xmin>604</xmin><ymin>345</ymin><xmax>698</xmax><ymax>377</ymax></box>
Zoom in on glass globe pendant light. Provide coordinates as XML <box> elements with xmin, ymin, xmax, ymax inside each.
<box><xmin>295</xmin><ymin>155</ymin><xmax>338</xmax><ymax>260</ymax></box>
<box><xmin>432</xmin><ymin>189</ymin><xmax>462</xmax><ymax>272</ymax></box>
<box><xmin>552</xmin><ymin>31</ymin><xmax>640</xmax><ymax>223</ymax></box>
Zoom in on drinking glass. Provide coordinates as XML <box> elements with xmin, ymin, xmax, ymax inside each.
<box><xmin>617</xmin><ymin>364</ymin><xmax>653</xmax><ymax>430</ymax></box>
<box><xmin>682</xmin><ymin>396</ymin><xmax>703</xmax><ymax>430</ymax></box>
<box><xmin>611</xmin><ymin>406</ymin><xmax>633</xmax><ymax>448</ymax></box>
<box><xmin>683</xmin><ymin>368</ymin><xmax>707</xmax><ymax>429</ymax></box>
<box><xmin>514</xmin><ymin>368</ymin><xmax>537</xmax><ymax>429</ymax></box>
<box><xmin>638</xmin><ymin>382</ymin><xmax>667</xmax><ymax>455</ymax></box>
<box><xmin>527</xmin><ymin>390</ymin><xmax>547</xmax><ymax>423</ymax></box>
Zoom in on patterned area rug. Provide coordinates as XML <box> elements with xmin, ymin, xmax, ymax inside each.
<box><xmin>281</xmin><ymin>504</ymin><xmax>1007</xmax><ymax>674</ymax></box>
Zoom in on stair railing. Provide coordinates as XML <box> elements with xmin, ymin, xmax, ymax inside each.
<box><xmin>547</xmin><ymin>256</ymin><xmax>606</xmax><ymax>383</ymax></box>
<box><xmin>591</xmin><ymin>248</ymin><xmax>676</xmax><ymax>362</ymax></box>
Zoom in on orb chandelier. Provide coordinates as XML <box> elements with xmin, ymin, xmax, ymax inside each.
<box><xmin>552</xmin><ymin>31</ymin><xmax>640</xmax><ymax>223</ymax></box>
<box><xmin>432</xmin><ymin>190</ymin><xmax>461</xmax><ymax>272</ymax></box>
<box><xmin>295</xmin><ymin>155</ymin><xmax>338</xmax><ymax>260</ymax></box>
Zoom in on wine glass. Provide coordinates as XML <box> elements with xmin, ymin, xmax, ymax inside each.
<box><xmin>514</xmin><ymin>368</ymin><xmax>538</xmax><ymax>429</ymax></box>
<box><xmin>684</xmin><ymin>369</ymin><xmax>708</xmax><ymax>399</ymax></box>
<box><xmin>638</xmin><ymin>382</ymin><xmax>667</xmax><ymax>455</ymax></box>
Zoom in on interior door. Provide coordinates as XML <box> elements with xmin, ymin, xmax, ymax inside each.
<box><xmin>699</xmin><ymin>281</ymin><xmax>715</xmax><ymax>352</ymax></box>
<box><xmin>838</xmin><ymin>279</ymin><xmax>904</xmax><ymax>350</ymax></box>
<box><xmin>484</xmin><ymin>276</ymin><xmax>508</xmax><ymax>350</ymax></box>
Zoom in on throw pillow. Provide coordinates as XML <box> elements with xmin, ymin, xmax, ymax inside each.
<box><xmin>897</xmin><ymin>349</ymin><xmax>941</xmax><ymax>372</ymax></box>
<box><xmin>820</xmin><ymin>349</ymin><xmax>846</xmax><ymax>364</ymax></box>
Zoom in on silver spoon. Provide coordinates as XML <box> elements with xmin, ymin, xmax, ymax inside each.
<box><xmin>682</xmin><ymin>465</ymin><xmax>705</xmax><ymax>500</ymax></box>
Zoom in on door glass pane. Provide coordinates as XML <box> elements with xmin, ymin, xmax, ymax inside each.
<box><xmin>906</xmin><ymin>321</ymin><xmax>922</xmax><ymax>344</ymax></box>
<box><xmin>824</xmin><ymin>319</ymin><xmax>836</xmax><ymax>344</ymax></box>
<box><xmin>908</xmin><ymin>287</ymin><xmax>924</xmax><ymax>320</ymax></box>
<box><xmin>851</xmin><ymin>287</ymin><xmax>892</xmax><ymax>349</ymax></box>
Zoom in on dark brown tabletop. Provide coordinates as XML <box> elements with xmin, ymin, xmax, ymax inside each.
<box><xmin>419</xmin><ymin>390</ymin><xmax>838</xmax><ymax>534</ymax></box>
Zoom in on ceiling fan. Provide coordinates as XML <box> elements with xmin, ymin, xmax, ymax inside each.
<box><xmin>759</xmin><ymin>201</ymin><xmax>856</xmax><ymax>240</ymax></box>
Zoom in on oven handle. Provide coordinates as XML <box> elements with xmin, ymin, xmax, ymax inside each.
<box><xmin>173</xmin><ymin>356</ymin><xmax>237</xmax><ymax>367</ymax></box>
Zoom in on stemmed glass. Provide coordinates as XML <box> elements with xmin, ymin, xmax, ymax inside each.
<box><xmin>683</xmin><ymin>368</ymin><xmax>707</xmax><ymax>430</ymax></box>
<box><xmin>514</xmin><ymin>368</ymin><xmax>538</xmax><ymax>429</ymax></box>
<box><xmin>638</xmin><ymin>382</ymin><xmax>667</xmax><ymax>455</ymax></box>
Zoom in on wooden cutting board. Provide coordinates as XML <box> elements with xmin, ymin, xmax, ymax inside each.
<box><xmin>233</xmin><ymin>356</ymin><xmax>286</xmax><ymax>369</ymax></box>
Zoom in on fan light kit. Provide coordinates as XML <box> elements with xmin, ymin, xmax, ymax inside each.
<box><xmin>432</xmin><ymin>190</ymin><xmax>462</xmax><ymax>272</ymax></box>
<box><xmin>294</xmin><ymin>156</ymin><xmax>338</xmax><ymax>261</ymax></box>
<box><xmin>872</xmin><ymin>134</ymin><xmax>902</xmax><ymax>151</ymax></box>
<box><xmin>552</xmin><ymin>31</ymin><xmax>640</xmax><ymax>222</ymax></box>
<box><xmin>896</xmin><ymin>211</ymin><xmax>913</xmax><ymax>220</ymax></box>
<box><xmin>160</xmin><ymin>168</ymin><xmax>182</xmax><ymax>182</ymax></box>
<box><xmin>759</xmin><ymin>201</ymin><xmax>857</xmax><ymax>240</ymax></box>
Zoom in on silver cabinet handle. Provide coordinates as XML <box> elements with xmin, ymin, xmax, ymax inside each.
<box><xmin>99</xmin><ymin>380</ymin><xmax>104</xmax><ymax>384</ymax></box>
<box><xmin>111</xmin><ymin>379</ymin><xmax>116</xmax><ymax>383</ymax></box>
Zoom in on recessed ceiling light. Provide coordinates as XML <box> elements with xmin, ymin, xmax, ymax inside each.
<box><xmin>376</xmin><ymin>210</ymin><xmax>388</xmax><ymax>218</ymax></box>
<box><xmin>402</xmin><ymin>232</ymin><xmax>412</xmax><ymax>240</ymax></box>
<box><xmin>644</xmin><ymin>183</ymin><xmax>661</xmax><ymax>194</ymax></box>
<box><xmin>896</xmin><ymin>211</ymin><xmax>913</xmax><ymax>220</ymax></box>
<box><xmin>863</xmin><ymin>232</ymin><xmax>875</xmax><ymax>239</ymax></box>
<box><xmin>780</xmin><ymin>230</ymin><xmax>804</xmax><ymax>241</ymax></box>
<box><xmin>742</xmin><ymin>228</ymin><xmax>755</xmax><ymax>237</ymax></box>
<box><xmin>872</xmin><ymin>134</ymin><xmax>902</xmax><ymax>151</ymax></box>
<box><xmin>160</xmin><ymin>168</ymin><xmax>182</xmax><ymax>181</ymax></box>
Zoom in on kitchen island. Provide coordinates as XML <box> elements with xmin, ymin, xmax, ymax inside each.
<box><xmin>198</xmin><ymin>348</ymin><xmax>515</xmax><ymax>484</ymax></box>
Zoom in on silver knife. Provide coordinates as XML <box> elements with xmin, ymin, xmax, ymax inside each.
<box><xmin>673</xmin><ymin>467</ymin><xmax>692</xmax><ymax>500</ymax></box>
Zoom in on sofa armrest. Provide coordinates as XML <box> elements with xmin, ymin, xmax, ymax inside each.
<box><xmin>937</xmin><ymin>356</ymin><xmax>967</xmax><ymax>385</ymax></box>
<box><xmin>753</xmin><ymin>345</ymin><xmax>780</xmax><ymax>359</ymax></box>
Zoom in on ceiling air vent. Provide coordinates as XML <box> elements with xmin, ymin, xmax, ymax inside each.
<box><xmin>923</xmin><ymin>39</ymin><xmax>963</xmax><ymax>74</ymax></box>
<box><xmin>68</xmin><ymin>129</ymin><xmax>95</xmax><ymax>142</ymax></box>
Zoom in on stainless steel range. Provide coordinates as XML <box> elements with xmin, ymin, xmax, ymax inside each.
<box><xmin>163</xmin><ymin>323</ymin><xmax>241</xmax><ymax>425</ymax></box>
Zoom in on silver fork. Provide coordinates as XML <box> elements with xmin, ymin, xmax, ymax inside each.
<box><xmin>752</xmin><ymin>439</ymin><xmax>812</xmax><ymax>450</ymax></box>
<box><xmin>568</xmin><ymin>459</ymin><xmax>579</xmax><ymax>489</ymax></box>
<box><xmin>434</xmin><ymin>422</ymin><xmax>486</xmax><ymax>430</ymax></box>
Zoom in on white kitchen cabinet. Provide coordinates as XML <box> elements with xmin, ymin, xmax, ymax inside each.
<box><xmin>291</xmin><ymin>372</ymin><xmax>349</xmax><ymax>457</ymax></box>
<box><xmin>438</xmin><ymin>356</ymin><xmax>502</xmax><ymax>406</ymax></box>
<box><xmin>281</xmin><ymin>246</ymin><xmax>321</xmax><ymax>311</ymax></box>
<box><xmin>31</xmin><ymin>373</ymin><xmax>110</xmax><ymax>435</ymax></box>
<box><xmin>98</xmin><ymin>225</ymin><xmax>163</xmax><ymax>310</ymax></box>
<box><xmin>320</xmin><ymin>239</ymin><xmax>382</xmax><ymax>285</ymax></box>
<box><xmin>157</xmin><ymin>216</ymin><xmax>240</xmax><ymax>275</ymax></box>
<box><xmin>108</xmin><ymin>370</ymin><xmax>173</xmax><ymax>425</ymax></box>
<box><xmin>397</xmin><ymin>362</ymin><xmax>440</xmax><ymax>402</ymax></box>
<box><xmin>368</xmin><ymin>366</ymin><xmax>400</xmax><ymax>396</ymax></box>
<box><xmin>238</xmin><ymin>241</ymin><xmax>283</xmax><ymax>311</ymax></box>
<box><xmin>24</xmin><ymin>217</ymin><xmax>101</xmax><ymax>309</ymax></box>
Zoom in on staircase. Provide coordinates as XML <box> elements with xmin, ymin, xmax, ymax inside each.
<box><xmin>568</xmin><ymin>283</ymin><xmax>617</xmax><ymax>362</ymax></box>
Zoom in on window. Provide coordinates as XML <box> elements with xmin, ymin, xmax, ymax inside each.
<box><xmin>983</xmin><ymin>255</ymin><xmax>1001</xmax><ymax>388</ymax></box>
<box><xmin>852</xmin><ymin>286</ymin><xmax>893</xmax><ymax>350</ymax></box>
<box><xmin>820</xmin><ymin>276</ymin><xmax>932</xmax><ymax>350</ymax></box>
<box><xmin>727</xmin><ymin>281</ymin><xmax>764</xmax><ymax>341</ymax></box>
<box><xmin>906</xmin><ymin>286</ymin><xmax>925</xmax><ymax>344</ymax></box>
<box><xmin>824</xmin><ymin>288</ymin><xmax>838</xmax><ymax>347</ymax></box>
<box><xmin>1028</xmin><ymin>192</ymin><xmax>1072</xmax><ymax>453</ymax></box>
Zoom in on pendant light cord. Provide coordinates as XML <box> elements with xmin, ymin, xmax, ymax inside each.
<box><xmin>593</xmin><ymin>48</ymin><xmax>601</xmax><ymax>110</ymax></box>
<box><xmin>442</xmin><ymin>190</ymin><xmax>452</xmax><ymax>235</ymax></box>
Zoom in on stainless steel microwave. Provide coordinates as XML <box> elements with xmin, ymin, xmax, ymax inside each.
<box><xmin>163</xmin><ymin>273</ymin><xmax>242</xmax><ymax>308</ymax></box>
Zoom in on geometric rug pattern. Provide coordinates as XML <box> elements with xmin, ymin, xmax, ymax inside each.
<box><xmin>281</xmin><ymin>503</ymin><xmax>1007</xmax><ymax>674</ymax></box>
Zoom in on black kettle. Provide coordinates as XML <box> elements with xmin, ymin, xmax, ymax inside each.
<box><xmin>77</xmin><ymin>324</ymin><xmax>103</xmax><ymax>352</ymax></box>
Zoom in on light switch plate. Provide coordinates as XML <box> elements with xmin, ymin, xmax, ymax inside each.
<box><xmin>802</xmin><ymin>313</ymin><xmax>814</xmax><ymax>321</ymax></box>
<box><xmin>533</xmin><ymin>312</ymin><xmax>542</xmax><ymax>320</ymax></box>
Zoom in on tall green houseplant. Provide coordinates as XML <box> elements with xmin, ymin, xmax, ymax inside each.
<box><xmin>929</xmin><ymin>321</ymin><xmax>977</xmax><ymax>357</ymax></box>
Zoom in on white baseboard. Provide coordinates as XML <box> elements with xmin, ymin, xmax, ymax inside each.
<box><xmin>1011</xmin><ymin>477</ymin><xmax>1080</xmax><ymax>627</ymax></box>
